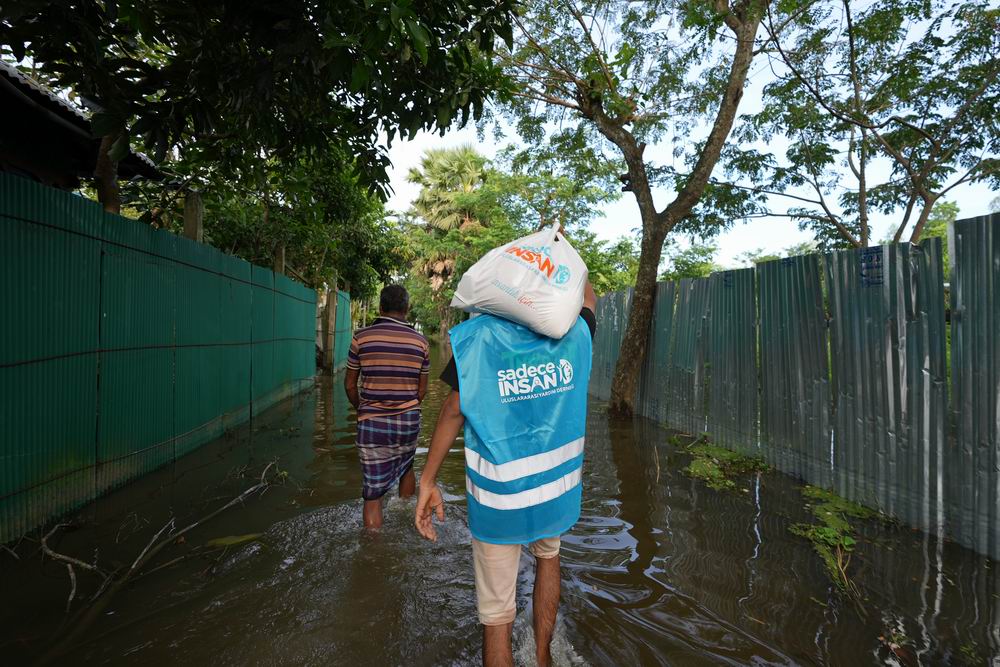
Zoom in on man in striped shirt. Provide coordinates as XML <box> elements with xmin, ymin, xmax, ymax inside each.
<box><xmin>344</xmin><ymin>285</ymin><xmax>430</xmax><ymax>529</ymax></box>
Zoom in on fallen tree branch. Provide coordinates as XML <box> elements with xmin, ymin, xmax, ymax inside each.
<box><xmin>37</xmin><ymin>461</ymin><xmax>278</xmax><ymax>665</ymax></box>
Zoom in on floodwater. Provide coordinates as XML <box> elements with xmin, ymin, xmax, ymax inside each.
<box><xmin>3</xmin><ymin>346</ymin><xmax>999</xmax><ymax>665</ymax></box>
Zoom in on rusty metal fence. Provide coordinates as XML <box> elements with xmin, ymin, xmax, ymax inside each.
<box><xmin>590</xmin><ymin>216</ymin><xmax>1000</xmax><ymax>560</ymax></box>
<box><xmin>0</xmin><ymin>174</ymin><xmax>318</xmax><ymax>542</ymax></box>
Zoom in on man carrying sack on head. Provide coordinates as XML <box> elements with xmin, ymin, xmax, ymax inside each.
<box><xmin>415</xmin><ymin>224</ymin><xmax>596</xmax><ymax>667</ymax></box>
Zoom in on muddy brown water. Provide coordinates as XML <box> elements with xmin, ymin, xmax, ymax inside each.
<box><xmin>2</xmin><ymin>346</ymin><xmax>999</xmax><ymax>665</ymax></box>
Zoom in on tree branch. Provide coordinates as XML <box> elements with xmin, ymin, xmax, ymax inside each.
<box><xmin>567</xmin><ymin>1</ymin><xmax>617</xmax><ymax>94</ymax></box>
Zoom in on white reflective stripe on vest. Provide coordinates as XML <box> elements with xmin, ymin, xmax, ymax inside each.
<box><xmin>465</xmin><ymin>437</ymin><xmax>584</xmax><ymax>483</ymax></box>
<box><xmin>466</xmin><ymin>467</ymin><xmax>582</xmax><ymax>510</ymax></box>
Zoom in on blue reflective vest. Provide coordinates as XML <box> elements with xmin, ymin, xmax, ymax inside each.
<box><xmin>450</xmin><ymin>314</ymin><xmax>592</xmax><ymax>544</ymax></box>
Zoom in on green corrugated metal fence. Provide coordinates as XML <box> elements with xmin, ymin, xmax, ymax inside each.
<box><xmin>826</xmin><ymin>241</ymin><xmax>946</xmax><ymax>532</ymax></box>
<box><xmin>590</xmin><ymin>222</ymin><xmax>1000</xmax><ymax>560</ymax></box>
<box><xmin>332</xmin><ymin>289</ymin><xmax>352</xmax><ymax>371</ymax></box>
<box><xmin>666</xmin><ymin>277</ymin><xmax>710</xmax><ymax>434</ymax></box>
<box><xmin>0</xmin><ymin>173</ymin><xmax>318</xmax><ymax>542</ymax></box>
<box><xmin>705</xmin><ymin>269</ymin><xmax>758</xmax><ymax>454</ymax></box>
<box><xmin>949</xmin><ymin>213</ymin><xmax>1000</xmax><ymax>558</ymax></box>
<box><xmin>758</xmin><ymin>254</ymin><xmax>832</xmax><ymax>488</ymax></box>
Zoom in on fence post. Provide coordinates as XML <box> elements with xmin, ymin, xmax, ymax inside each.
<box><xmin>273</xmin><ymin>245</ymin><xmax>285</xmax><ymax>275</ymax></box>
<box><xmin>183</xmin><ymin>191</ymin><xmax>203</xmax><ymax>242</ymax></box>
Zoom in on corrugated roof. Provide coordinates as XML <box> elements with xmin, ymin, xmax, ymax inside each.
<box><xmin>0</xmin><ymin>60</ymin><xmax>161</xmax><ymax>174</ymax></box>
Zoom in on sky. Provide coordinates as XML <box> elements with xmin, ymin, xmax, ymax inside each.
<box><xmin>384</xmin><ymin>66</ymin><xmax>998</xmax><ymax>270</ymax></box>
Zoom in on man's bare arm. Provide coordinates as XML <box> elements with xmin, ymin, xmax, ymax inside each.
<box><xmin>583</xmin><ymin>278</ymin><xmax>597</xmax><ymax>311</ymax></box>
<box><xmin>343</xmin><ymin>368</ymin><xmax>360</xmax><ymax>409</ymax></box>
<box><xmin>417</xmin><ymin>373</ymin><xmax>429</xmax><ymax>402</ymax></box>
<box><xmin>415</xmin><ymin>390</ymin><xmax>464</xmax><ymax>541</ymax></box>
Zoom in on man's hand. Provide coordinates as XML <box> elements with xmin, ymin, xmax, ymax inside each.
<box><xmin>415</xmin><ymin>481</ymin><xmax>445</xmax><ymax>541</ymax></box>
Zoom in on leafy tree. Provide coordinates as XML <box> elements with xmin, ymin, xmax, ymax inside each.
<box><xmin>572</xmin><ymin>233</ymin><xmax>640</xmax><ymax>295</ymax></box>
<box><xmin>493</xmin><ymin>0</ymin><xmax>769</xmax><ymax>414</ymax></box>
<box><xmin>408</xmin><ymin>145</ymin><xmax>490</xmax><ymax>232</ymax></box>
<box><xmin>660</xmin><ymin>242</ymin><xmax>722</xmax><ymax>281</ymax></box>
<box><xmin>917</xmin><ymin>200</ymin><xmax>958</xmax><ymax>278</ymax></box>
<box><xmin>991</xmin><ymin>196</ymin><xmax>1000</xmax><ymax>213</ymax></box>
<box><xmin>736</xmin><ymin>248</ymin><xmax>781</xmax><ymax>267</ymax></box>
<box><xmin>717</xmin><ymin>0</ymin><xmax>1000</xmax><ymax>249</ymax></box>
<box><xmin>1</xmin><ymin>0</ymin><xmax>517</xmax><ymax>210</ymax></box>
<box><xmin>122</xmin><ymin>146</ymin><xmax>406</xmax><ymax>298</ymax></box>
<box><xmin>402</xmin><ymin>145</ymin><xmax>626</xmax><ymax>334</ymax></box>
<box><xmin>736</xmin><ymin>241</ymin><xmax>816</xmax><ymax>267</ymax></box>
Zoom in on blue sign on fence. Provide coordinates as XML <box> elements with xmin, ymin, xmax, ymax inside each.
<box><xmin>859</xmin><ymin>246</ymin><xmax>884</xmax><ymax>286</ymax></box>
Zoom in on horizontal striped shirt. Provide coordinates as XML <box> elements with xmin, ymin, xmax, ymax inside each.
<box><xmin>347</xmin><ymin>316</ymin><xmax>430</xmax><ymax>421</ymax></box>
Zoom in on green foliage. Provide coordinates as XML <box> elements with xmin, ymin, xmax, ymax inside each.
<box><xmin>407</xmin><ymin>146</ymin><xmax>490</xmax><ymax>231</ymax></box>
<box><xmin>736</xmin><ymin>240</ymin><xmax>817</xmax><ymax>267</ymax></box>
<box><xmin>1</xmin><ymin>0</ymin><xmax>517</xmax><ymax>193</ymax></box>
<box><xmin>572</xmin><ymin>232</ymin><xmax>640</xmax><ymax>296</ymax></box>
<box><xmin>918</xmin><ymin>200</ymin><xmax>958</xmax><ymax>278</ymax></box>
<box><xmin>789</xmin><ymin>485</ymin><xmax>879</xmax><ymax>592</ymax></box>
<box><xmin>717</xmin><ymin>0</ymin><xmax>1000</xmax><ymax>247</ymax></box>
<box><xmin>401</xmin><ymin>145</ymin><xmax>627</xmax><ymax>333</ymax></box>
<box><xmin>659</xmin><ymin>242</ymin><xmax>722</xmax><ymax>281</ymax></box>
<box><xmin>683</xmin><ymin>440</ymin><xmax>768</xmax><ymax>491</ymax></box>
<box><xmin>122</xmin><ymin>147</ymin><xmax>406</xmax><ymax>299</ymax></box>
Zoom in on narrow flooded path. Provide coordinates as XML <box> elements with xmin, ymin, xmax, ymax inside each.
<box><xmin>3</xmin><ymin>347</ymin><xmax>998</xmax><ymax>665</ymax></box>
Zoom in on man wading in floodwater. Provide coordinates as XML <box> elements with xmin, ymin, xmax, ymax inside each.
<box><xmin>344</xmin><ymin>285</ymin><xmax>430</xmax><ymax>529</ymax></box>
<box><xmin>415</xmin><ymin>278</ymin><xmax>597</xmax><ymax>667</ymax></box>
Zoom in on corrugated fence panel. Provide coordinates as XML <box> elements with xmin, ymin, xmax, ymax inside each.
<box><xmin>219</xmin><ymin>254</ymin><xmax>252</xmax><ymax>430</ymax></box>
<box><xmin>758</xmin><ymin>255</ymin><xmax>832</xmax><ymax>488</ymax></box>
<box><xmin>637</xmin><ymin>282</ymin><xmax>677</xmax><ymax>424</ymax></box>
<box><xmin>97</xmin><ymin>219</ymin><xmax>177</xmax><ymax>492</ymax></box>
<box><xmin>251</xmin><ymin>265</ymin><xmax>276</xmax><ymax>415</ymax></box>
<box><xmin>174</xmin><ymin>236</ymin><xmax>224</xmax><ymax>457</ymax></box>
<box><xmin>0</xmin><ymin>176</ymin><xmax>101</xmax><ymax>541</ymax></box>
<box><xmin>273</xmin><ymin>273</ymin><xmax>315</xmax><ymax>391</ymax></box>
<box><xmin>0</xmin><ymin>173</ymin><xmax>321</xmax><ymax>542</ymax></box>
<box><xmin>705</xmin><ymin>269</ymin><xmax>758</xmax><ymax>454</ymax></box>
<box><xmin>949</xmin><ymin>213</ymin><xmax>1000</xmax><ymax>559</ymax></box>
<box><xmin>826</xmin><ymin>241</ymin><xmax>946</xmax><ymax>531</ymax></box>
<box><xmin>333</xmin><ymin>290</ymin><xmax>352</xmax><ymax>371</ymax></box>
<box><xmin>588</xmin><ymin>288</ymin><xmax>632</xmax><ymax>401</ymax></box>
<box><xmin>666</xmin><ymin>278</ymin><xmax>709</xmax><ymax>434</ymax></box>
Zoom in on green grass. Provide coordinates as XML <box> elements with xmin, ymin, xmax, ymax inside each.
<box><xmin>682</xmin><ymin>440</ymin><xmax>768</xmax><ymax>491</ymax></box>
<box><xmin>789</xmin><ymin>485</ymin><xmax>880</xmax><ymax>593</ymax></box>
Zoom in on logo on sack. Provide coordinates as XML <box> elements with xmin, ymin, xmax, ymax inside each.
<box><xmin>504</xmin><ymin>244</ymin><xmax>570</xmax><ymax>284</ymax></box>
<box><xmin>497</xmin><ymin>359</ymin><xmax>575</xmax><ymax>402</ymax></box>
<box><xmin>553</xmin><ymin>265</ymin><xmax>571</xmax><ymax>285</ymax></box>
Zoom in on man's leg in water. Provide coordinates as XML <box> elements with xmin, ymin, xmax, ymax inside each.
<box><xmin>472</xmin><ymin>539</ymin><xmax>518</xmax><ymax>667</ymax></box>
<box><xmin>399</xmin><ymin>467</ymin><xmax>416</xmax><ymax>497</ymax></box>
<box><xmin>531</xmin><ymin>537</ymin><xmax>561</xmax><ymax>667</ymax></box>
<box><xmin>483</xmin><ymin>622</ymin><xmax>514</xmax><ymax>667</ymax></box>
<box><xmin>362</xmin><ymin>498</ymin><xmax>383</xmax><ymax>529</ymax></box>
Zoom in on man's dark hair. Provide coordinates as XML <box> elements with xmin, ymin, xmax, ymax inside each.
<box><xmin>379</xmin><ymin>284</ymin><xmax>409</xmax><ymax>314</ymax></box>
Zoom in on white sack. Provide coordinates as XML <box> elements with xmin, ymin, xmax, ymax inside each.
<box><xmin>451</xmin><ymin>224</ymin><xmax>588</xmax><ymax>339</ymax></box>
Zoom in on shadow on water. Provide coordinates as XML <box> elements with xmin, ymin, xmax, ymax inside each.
<box><xmin>2</xmin><ymin>343</ymin><xmax>999</xmax><ymax>665</ymax></box>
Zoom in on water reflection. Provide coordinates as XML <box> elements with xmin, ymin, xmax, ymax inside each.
<box><xmin>2</xmin><ymin>345</ymin><xmax>1000</xmax><ymax>665</ymax></box>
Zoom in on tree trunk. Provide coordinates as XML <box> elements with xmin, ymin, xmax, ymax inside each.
<box><xmin>439</xmin><ymin>306</ymin><xmax>454</xmax><ymax>361</ymax></box>
<box><xmin>909</xmin><ymin>195</ymin><xmax>938</xmax><ymax>243</ymax></box>
<box><xmin>607</xmin><ymin>13</ymin><xmax>762</xmax><ymax>417</ymax></box>
<box><xmin>608</xmin><ymin>221</ymin><xmax>667</xmax><ymax>416</ymax></box>
<box><xmin>94</xmin><ymin>134</ymin><xmax>121</xmax><ymax>214</ymax></box>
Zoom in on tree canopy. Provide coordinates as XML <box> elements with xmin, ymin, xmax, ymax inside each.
<box><xmin>715</xmin><ymin>0</ymin><xmax>1000</xmax><ymax>248</ymax></box>
<box><xmin>491</xmin><ymin>0</ymin><xmax>769</xmax><ymax>414</ymax></box>
<box><xmin>1</xmin><ymin>0</ymin><xmax>517</xmax><ymax>196</ymax></box>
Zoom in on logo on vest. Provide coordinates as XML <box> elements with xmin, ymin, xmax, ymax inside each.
<box><xmin>496</xmin><ymin>359</ymin><xmax>576</xmax><ymax>403</ymax></box>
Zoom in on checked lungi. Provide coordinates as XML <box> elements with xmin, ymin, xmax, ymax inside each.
<box><xmin>356</xmin><ymin>409</ymin><xmax>421</xmax><ymax>500</ymax></box>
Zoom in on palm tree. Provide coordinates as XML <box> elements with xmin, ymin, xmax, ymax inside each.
<box><xmin>407</xmin><ymin>145</ymin><xmax>488</xmax><ymax>232</ymax></box>
<box><xmin>406</xmin><ymin>146</ymin><xmax>490</xmax><ymax>354</ymax></box>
